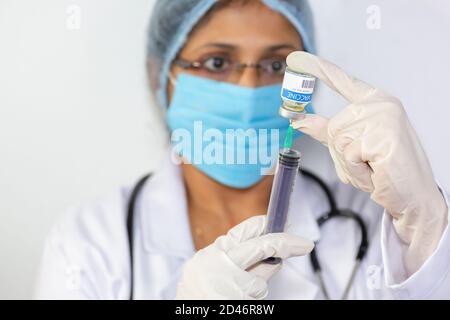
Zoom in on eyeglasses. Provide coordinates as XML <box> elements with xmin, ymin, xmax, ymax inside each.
<box><xmin>173</xmin><ymin>55</ymin><xmax>287</xmax><ymax>84</ymax></box>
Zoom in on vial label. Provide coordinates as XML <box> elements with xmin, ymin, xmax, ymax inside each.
<box><xmin>281</xmin><ymin>69</ymin><xmax>315</xmax><ymax>103</ymax></box>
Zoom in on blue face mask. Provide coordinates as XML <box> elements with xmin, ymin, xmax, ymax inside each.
<box><xmin>167</xmin><ymin>73</ymin><xmax>312</xmax><ymax>189</ymax></box>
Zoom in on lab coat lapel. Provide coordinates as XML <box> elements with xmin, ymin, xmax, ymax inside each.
<box><xmin>139</xmin><ymin>155</ymin><xmax>195</xmax><ymax>259</ymax></box>
<box><xmin>137</xmin><ymin>154</ymin><xmax>195</xmax><ymax>298</ymax></box>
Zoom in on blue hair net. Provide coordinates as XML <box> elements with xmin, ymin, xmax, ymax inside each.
<box><xmin>147</xmin><ymin>0</ymin><xmax>315</xmax><ymax>108</ymax></box>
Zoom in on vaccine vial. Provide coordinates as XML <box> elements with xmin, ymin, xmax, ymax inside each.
<box><xmin>279</xmin><ymin>67</ymin><xmax>316</xmax><ymax>120</ymax></box>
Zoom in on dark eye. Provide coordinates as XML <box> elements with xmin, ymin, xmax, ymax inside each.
<box><xmin>264</xmin><ymin>59</ymin><xmax>286</xmax><ymax>75</ymax></box>
<box><xmin>202</xmin><ymin>56</ymin><xmax>231</xmax><ymax>73</ymax></box>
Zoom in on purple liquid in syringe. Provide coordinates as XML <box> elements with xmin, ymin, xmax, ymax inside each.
<box><xmin>266</xmin><ymin>148</ymin><xmax>301</xmax><ymax>233</ymax></box>
<box><xmin>264</xmin><ymin>148</ymin><xmax>301</xmax><ymax>264</ymax></box>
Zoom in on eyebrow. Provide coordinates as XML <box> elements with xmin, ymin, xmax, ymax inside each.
<box><xmin>198</xmin><ymin>43</ymin><xmax>237</xmax><ymax>50</ymax></box>
<box><xmin>198</xmin><ymin>43</ymin><xmax>299</xmax><ymax>52</ymax></box>
<box><xmin>266</xmin><ymin>44</ymin><xmax>299</xmax><ymax>52</ymax></box>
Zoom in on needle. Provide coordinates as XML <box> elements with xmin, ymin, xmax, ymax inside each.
<box><xmin>283</xmin><ymin>121</ymin><xmax>294</xmax><ymax>149</ymax></box>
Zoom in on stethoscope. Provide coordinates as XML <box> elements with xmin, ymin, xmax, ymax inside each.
<box><xmin>300</xmin><ymin>170</ymin><xmax>369</xmax><ymax>300</ymax></box>
<box><xmin>126</xmin><ymin>169</ymin><xmax>369</xmax><ymax>300</ymax></box>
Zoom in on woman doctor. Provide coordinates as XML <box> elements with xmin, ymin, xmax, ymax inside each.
<box><xmin>35</xmin><ymin>0</ymin><xmax>450</xmax><ymax>299</ymax></box>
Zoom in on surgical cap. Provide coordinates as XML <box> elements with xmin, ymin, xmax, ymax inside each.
<box><xmin>147</xmin><ymin>0</ymin><xmax>315</xmax><ymax>108</ymax></box>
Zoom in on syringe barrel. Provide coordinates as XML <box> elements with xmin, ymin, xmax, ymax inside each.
<box><xmin>263</xmin><ymin>148</ymin><xmax>300</xmax><ymax>265</ymax></box>
<box><xmin>265</xmin><ymin>148</ymin><xmax>301</xmax><ymax>234</ymax></box>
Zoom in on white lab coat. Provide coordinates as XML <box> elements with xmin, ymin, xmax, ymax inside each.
<box><xmin>34</xmin><ymin>142</ymin><xmax>450</xmax><ymax>300</ymax></box>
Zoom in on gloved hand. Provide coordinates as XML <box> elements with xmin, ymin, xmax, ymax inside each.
<box><xmin>288</xmin><ymin>51</ymin><xmax>448</xmax><ymax>275</ymax></box>
<box><xmin>175</xmin><ymin>215</ymin><xmax>314</xmax><ymax>299</ymax></box>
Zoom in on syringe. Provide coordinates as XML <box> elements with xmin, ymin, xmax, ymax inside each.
<box><xmin>264</xmin><ymin>146</ymin><xmax>301</xmax><ymax>264</ymax></box>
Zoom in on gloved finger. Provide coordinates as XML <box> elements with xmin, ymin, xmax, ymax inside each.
<box><xmin>291</xmin><ymin>114</ymin><xmax>329</xmax><ymax>145</ymax></box>
<box><xmin>247</xmin><ymin>261</ymin><xmax>282</xmax><ymax>281</ymax></box>
<box><xmin>215</xmin><ymin>215</ymin><xmax>267</xmax><ymax>252</ymax></box>
<box><xmin>286</xmin><ymin>51</ymin><xmax>375</xmax><ymax>104</ymax></box>
<box><xmin>329</xmin><ymin>144</ymin><xmax>350</xmax><ymax>184</ymax></box>
<box><xmin>241</xmin><ymin>275</ymin><xmax>269</xmax><ymax>300</ymax></box>
<box><xmin>327</xmin><ymin>103</ymin><xmax>363</xmax><ymax>138</ymax></box>
<box><xmin>227</xmin><ymin>233</ymin><xmax>314</xmax><ymax>270</ymax></box>
<box><xmin>226</xmin><ymin>215</ymin><xmax>267</xmax><ymax>243</ymax></box>
<box><xmin>292</xmin><ymin>113</ymin><xmax>360</xmax><ymax>185</ymax></box>
<box><xmin>332</xmin><ymin>123</ymin><xmax>373</xmax><ymax>192</ymax></box>
<box><xmin>340</xmin><ymin>137</ymin><xmax>375</xmax><ymax>193</ymax></box>
<box><xmin>190</xmin><ymin>250</ymin><xmax>269</xmax><ymax>300</ymax></box>
<box><xmin>218</xmin><ymin>251</ymin><xmax>269</xmax><ymax>300</ymax></box>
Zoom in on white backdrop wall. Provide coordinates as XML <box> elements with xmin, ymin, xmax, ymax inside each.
<box><xmin>0</xmin><ymin>0</ymin><xmax>449</xmax><ymax>299</ymax></box>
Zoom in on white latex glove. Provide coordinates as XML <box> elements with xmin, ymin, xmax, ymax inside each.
<box><xmin>175</xmin><ymin>215</ymin><xmax>314</xmax><ymax>299</ymax></box>
<box><xmin>288</xmin><ymin>52</ymin><xmax>448</xmax><ymax>275</ymax></box>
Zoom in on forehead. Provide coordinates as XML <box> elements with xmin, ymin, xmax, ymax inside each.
<box><xmin>183</xmin><ymin>1</ymin><xmax>303</xmax><ymax>52</ymax></box>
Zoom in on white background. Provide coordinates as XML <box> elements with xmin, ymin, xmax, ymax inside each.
<box><xmin>0</xmin><ymin>0</ymin><xmax>449</xmax><ymax>299</ymax></box>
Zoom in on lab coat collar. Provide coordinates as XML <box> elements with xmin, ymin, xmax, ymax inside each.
<box><xmin>139</xmin><ymin>150</ymin><xmax>322</xmax><ymax>260</ymax></box>
<box><xmin>139</xmin><ymin>152</ymin><xmax>196</xmax><ymax>259</ymax></box>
